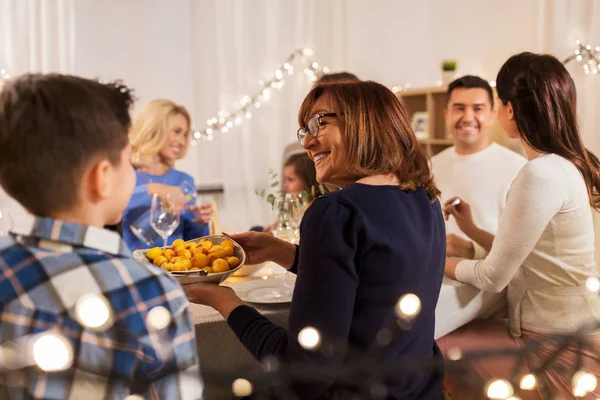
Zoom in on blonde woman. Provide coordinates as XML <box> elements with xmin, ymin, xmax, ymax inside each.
<box><xmin>122</xmin><ymin>99</ymin><xmax>212</xmax><ymax>250</ymax></box>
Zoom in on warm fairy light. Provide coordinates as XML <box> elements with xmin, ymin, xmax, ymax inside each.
<box><xmin>572</xmin><ymin>371</ymin><xmax>597</xmax><ymax>397</ymax></box>
<box><xmin>395</xmin><ymin>294</ymin><xmax>421</xmax><ymax>319</ymax></box>
<box><xmin>75</xmin><ymin>293</ymin><xmax>112</xmax><ymax>331</ymax></box>
<box><xmin>486</xmin><ymin>379</ymin><xmax>513</xmax><ymax>399</ymax></box>
<box><xmin>262</xmin><ymin>88</ymin><xmax>271</xmax><ymax>101</ymax></box>
<box><xmin>446</xmin><ymin>347</ymin><xmax>462</xmax><ymax>361</ymax></box>
<box><xmin>489</xmin><ymin>80</ymin><xmax>497</xmax><ymax>87</ymax></box>
<box><xmin>298</xmin><ymin>327</ymin><xmax>321</xmax><ymax>350</ymax></box>
<box><xmin>254</xmin><ymin>101</ymin><xmax>262</xmax><ymax>109</ymax></box>
<box><xmin>274</xmin><ymin>69</ymin><xmax>283</xmax><ymax>80</ymax></box>
<box><xmin>146</xmin><ymin>306</ymin><xmax>172</xmax><ymax>331</ymax></box>
<box><xmin>32</xmin><ymin>333</ymin><xmax>73</xmax><ymax>371</ymax></box>
<box><xmin>232</xmin><ymin>378</ymin><xmax>253</xmax><ymax>397</ymax></box>
<box><xmin>376</xmin><ymin>328</ymin><xmax>393</xmax><ymax>346</ymax></box>
<box><xmin>519</xmin><ymin>374</ymin><xmax>536</xmax><ymax>390</ymax></box>
<box><xmin>586</xmin><ymin>277</ymin><xmax>600</xmax><ymax>293</ymax></box>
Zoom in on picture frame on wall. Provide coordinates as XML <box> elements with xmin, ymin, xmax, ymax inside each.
<box><xmin>411</xmin><ymin>112</ymin><xmax>429</xmax><ymax>140</ymax></box>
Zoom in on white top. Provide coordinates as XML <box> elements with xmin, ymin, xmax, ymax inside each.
<box><xmin>431</xmin><ymin>143</ymin><xmax>527</xmax><ymax>258</ymax></box>
<box><xmin>456</xmin><ymin>154</ymin><xmax>600</xmax><ymax>336</ymax></box>
<box><xmin>431</xmin><ymin>144</ymin><xmax>526</xmax><ymax>337</ymax></box>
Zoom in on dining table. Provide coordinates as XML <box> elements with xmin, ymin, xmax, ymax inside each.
<box><xmin>190</xmin><ymin>267</ymin><xmax>505</xmax><ymax>399</ymax></box>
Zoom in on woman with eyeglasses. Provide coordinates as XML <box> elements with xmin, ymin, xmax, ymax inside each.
<box><xmin>184</xmin><ymin>81</ymin><xmax>446</xmax><ymax>399</ymax></box>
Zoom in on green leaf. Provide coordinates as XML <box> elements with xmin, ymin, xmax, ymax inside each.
<box><xmin>270</xmin><ymin>181</ymin><xmax>279</xmax><ymax>187</ymax></box>
<box><xmin>266</xmin><ymin>193</ymin><xmax>275</xmax><ymax>206</ymax></box>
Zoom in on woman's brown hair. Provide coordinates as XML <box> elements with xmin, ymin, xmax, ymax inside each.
<box><xmin>496</xmin><ymin>52</ymin><xmax>600</xmax><ymax>209</ymax></box>
<box><xmin>298</xmin><ymin>80</ymin><xmax>439</xmax><ymax>201</ymax></box>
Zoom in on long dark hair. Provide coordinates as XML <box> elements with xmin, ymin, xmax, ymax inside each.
<box><xmin>496</xmin><ymin>52</ymin><xmax>600</xmax><ymax>209</ymax></box>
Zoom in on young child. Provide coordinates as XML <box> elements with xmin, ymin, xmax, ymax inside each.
<box><xmin>0</xmin><ymin>74</ymin><xmax>203</xmax><ymax>399</ymax></box>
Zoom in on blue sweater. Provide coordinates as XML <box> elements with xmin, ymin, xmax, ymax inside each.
<box><xmin>122</xmin><ymin>169</ymin><xmax>209</xmax><ymax>250</ymax></box>
<box><xmin>227</xmin><ymin>183</ymin><xmax>446</xmax><ymax>399</ymax></box>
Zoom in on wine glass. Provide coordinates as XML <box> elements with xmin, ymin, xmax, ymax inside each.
<box><xmin>180</xmin><ymin>180</ymin><xmax>197</xmax><ymax>205</ymax></box>
<box><xmin>150</xmin><ymin>193</ymin><xmax>180</xmax><ymax>248</ymax></box>
<box><xmin>271</xmin><ymin>194</ymin><xmax>300</xmax><ymax>243</ymax></box>
<box><xmin>0</xmin><ymin>209</ymin><xmax>14</xmax><ymax>236</ymax></box>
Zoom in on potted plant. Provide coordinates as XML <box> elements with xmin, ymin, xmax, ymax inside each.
<box><xmin>441</xmin><ymin>60</ymin><xmax>457</xmax><ymax>84</ymax></box>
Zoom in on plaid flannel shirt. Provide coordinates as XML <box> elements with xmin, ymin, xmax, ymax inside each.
<box><xmin>0</xmin><ymin>217</ymin><xmax>204</xmax><ymax>399</ymax></box>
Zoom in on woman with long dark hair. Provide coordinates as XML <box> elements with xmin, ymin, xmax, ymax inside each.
<box><xmin>439</xmin><ymin>52</ymin><xmax>600</xmax><ymax>398</ymax></box>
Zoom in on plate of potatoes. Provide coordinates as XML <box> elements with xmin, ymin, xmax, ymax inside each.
<box><xmin>132</xmin><ymin>235</ymin><xmax>246</xmax><ymax>284</ymax></box>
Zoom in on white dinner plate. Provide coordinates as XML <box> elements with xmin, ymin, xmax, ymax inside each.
<box><xmin>224</xmin><ymin>277</ymin><xmax>295</xmax><ymax>304</ymax></box>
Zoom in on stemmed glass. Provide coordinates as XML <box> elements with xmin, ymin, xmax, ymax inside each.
<box><xmin>150</xmin><ymin>193</ymin><xmax>180</xmax><ymax>248</ymax></box>
<box><xmin>0</xmin><ymin>209</ymin><xmax>14</xmax><ymax>236</ymax></box>
<box><xmin>180</xmin><ymin>180</ymin><xmax>197</xmax><ymax>205</ymax></box>
<box><xmin>271</xmin><ymin>194</ymin><xmax>300</xmax><ymax>244</ymax></box>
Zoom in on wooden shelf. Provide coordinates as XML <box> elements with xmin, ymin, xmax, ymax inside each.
<box><xmin>397</xmin><ymin>86</ymin><xmax>447</xmax><ymax>97</ymax></box>
<box><xmin>397</xmin><ymin>86</ymin><xmax>450</xmax><ymax>156</ymax></box>
<box><xmin>419</xmin><ymin>138</ymin><xmax>453</xmax><ymax>145</ymax></box>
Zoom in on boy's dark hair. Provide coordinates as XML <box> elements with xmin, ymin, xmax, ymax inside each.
<box><xmin>446</xmin><ymin>75</ymin><xmax>494</xmax><ymax>109</ymax></box>
<box><xmin>316</xmin><ymin>72</ymin><xmax>360</xmax><ymax>84</ymax></box>
<box><xmin>0</xmin><ymin>73</ymin><xmax>135</xmax><ymax>216</ymax></box>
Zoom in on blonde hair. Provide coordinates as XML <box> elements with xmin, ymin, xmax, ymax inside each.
<box><xmin>129</xmin><ymin>99</ymin><xmax>191</xmax><ymax>168</ymax></box>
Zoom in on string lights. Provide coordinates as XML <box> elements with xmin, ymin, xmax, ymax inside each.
<box><xmin>563</xmin><ymin>40</ymin><xmax>600</xmax><ymax>74</ymax></box>
<box><xmin>190</xmin><ymin>48</ymin><xmax>329</xmax><ymax>146</ymax></box>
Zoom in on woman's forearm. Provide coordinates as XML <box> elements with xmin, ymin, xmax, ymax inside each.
<box><xmin>465</xmin><ymin>226</ymin><xmax>495</xmax><ymax>253</ymax></box>
<box><xmin>271</xmin><ymin>239</ymin><xmax>297</xmax><ymax>270</ymax></box>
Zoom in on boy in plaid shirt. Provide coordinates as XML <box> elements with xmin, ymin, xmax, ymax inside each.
<box><xmin>0</xmin><ymin>74</ymin><xmax>203</xmax><ymax>399</ymax></box>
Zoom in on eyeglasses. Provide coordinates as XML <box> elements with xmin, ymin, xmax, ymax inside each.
<box><xmin>297</xmin><ymin>113</ymin><xmax>337</xmax><ymax>145</ymax></box>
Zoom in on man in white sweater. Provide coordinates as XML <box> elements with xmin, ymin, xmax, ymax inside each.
<box><xmin>433</xmin><ymin>75</ymin><xmax>526</xmax><ymax>338</ymax></box>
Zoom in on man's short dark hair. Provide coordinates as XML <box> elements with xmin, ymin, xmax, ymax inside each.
<box><xmin>446</xmin><ymin>75</ymin><xmax>494</xmax><ymax>109</ymax></box>
<box><xmin>0</xmin><ymin>74</ymin><xmax>135</xmax><ymax>216</ymax></box>
<box><xmin>316</xmin><ymin>72</ymin><xmax>360</xmax><ymax>84</ymax></box>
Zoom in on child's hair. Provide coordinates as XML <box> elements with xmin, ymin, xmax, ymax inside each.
<box><xmin>129</xmin><ymin>99</ymin><xmax>191</xmax><ymax>168</ymax></box>
<box><xmin>0</xmin><ymin>73</ymin><xmax>135</xmax><ymax>216</ymax></box>
<box><xmin>284</xmin><ymin>153</ymin><xmax>318</xmax><ymax>195</ymax></box>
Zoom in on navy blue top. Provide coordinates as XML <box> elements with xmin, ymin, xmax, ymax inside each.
<box><xmin>228</xmin><ymin>183</ymin><xmax>446</xmax><ymax>399</ymax></box>
<box><xmin>121</xmin><ymin>169</ymin><xmax>209</xmax><ymax>250</ymax></box>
